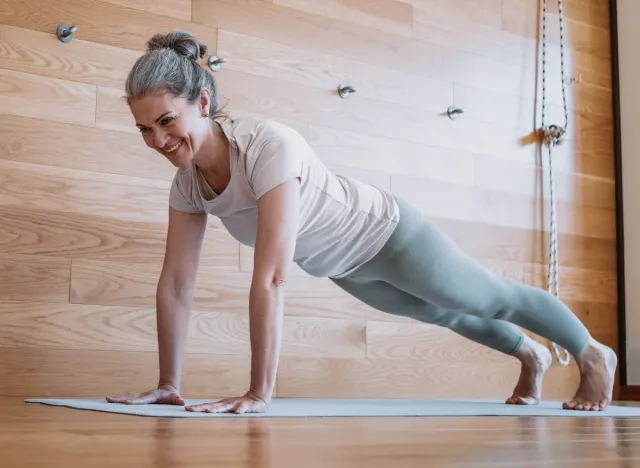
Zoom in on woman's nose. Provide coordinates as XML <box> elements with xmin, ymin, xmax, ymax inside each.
<box><xmin>154</xmin><ymin>132</ymin><xmax>169</xmax><ymax>149</ymax></box>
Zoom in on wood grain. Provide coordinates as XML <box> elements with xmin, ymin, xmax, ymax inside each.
<box><xmin>0</xmin><ymin>207</ymin><xmax>239</xmax><ymax>267</ymax></box>
<box><xmin>0</xmin><ymin>0</ymin><xmax>217</xmax><ymax>53</ymax></box>
<box><xmin>5</xmin><ymin>400</ymin><xmax>640</xmax><ymax>468</ymax></box>
<box><xmin>193</xmin><ymin>0</ymin><xmax>571</xmax><ymax>107</ymax></box>
<box><xmin>0</xmin><ymin>255</ymin><xmax>70</xmax><ymax>303</ymax></box>
<box><xmin>217</xmin><ymin>29</ymin><xmax>453</xmax><ymax>113</ymax></box>
<box><xmin>0</xmin><ymin>0</ymin><xmax>618</xmax><ymax>404</ymax></box>
<box><xmin>0</xmin><ymin>160</ymin><xmax>171</xmax><ymax>224</ymax></box>
<box><xmin>473</xmin><ymin>156</ymin><xmax>615</xmax><ymax>210</ymax></box>
<box><xmin>276</xmin><ymin>355</ymin><xmax>580</xmax><ymax>399</ymax></box>
<box><xmin>391</xmin><ymin>175</ymin><xmax>616</xmax><ymax>240</ymax></box>
<box><xmin>433</xmin><ymin>216</ymin><xmax>616</xmax><ymax>272</ymax></box>
<box><xmin>70</xmin><ymin>259</ymin><xmax>250</xmax><ymax>309</ymax></box>
<box><xmin>308</xmin><ymin>125</ymin><xmax>476</xmax><ymax>186</ymax></box>
<box><xmin>0</xmin><ymin>24</ymin><xmax>139</xmax><ymax>89</ymax></box>
<box><xmin>98</xmin><ymin>0</ymin><xmax>192</xmax><ymax>21</ymax></box>
<box><xmin>270</xmin><ymin>0</ymin><xmax>414</xmax><ymax>37</ymax></box>
<box><xmin>0</xmin><ymin>114</ymin><xmax>174</xmax><ymax>180</ymax></box>
<box><xmin>502</xmin><ymin>0</ymin><xmax>611</xmax><ymax>59</ymax></box>
<box><xmin>0</xmin><ymin>302</ymin><xmax>365</xmax><ymax>359</ymax></box>
<box><xmin>96</xmin><ymin>86</ymin><xmax>137</xmax><ymax>133</ymax></box>
<box><xmin>0</xmin><ymin>67</ymin><xmax>95</xmax><ymax>126</ymax></box>
<box><xmin>523</xmin><ymin>263</ymin><xmax>617</xmax><ymax>304</ymax></box>
<box><xmin>0</xmin><ymin>347</ymin><xmax>253</xmax><ymax>397</ymax></box>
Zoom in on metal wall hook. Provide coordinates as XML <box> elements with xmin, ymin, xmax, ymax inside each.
<box><xmin>447</xmin><ymin>106</ymin><xmax>464</xmax><ymax>120</ymax></box>
<box><xmin>56</xmin><ymin>24</ymin><xmax>77</xmax><ymax>43</ymax></box>
<box><xmin>208</xmin><ymin>56</ymin><xmax>227</xmax><ymax>72</ymax></box>
<box><xmin>338</xmin><ymin>85</ymin><xmax>356</xmax><ymax>99</ymax></box>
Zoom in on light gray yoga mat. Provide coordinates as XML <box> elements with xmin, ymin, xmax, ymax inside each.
<box><xmin>24</xmin><ymin>398</ymin><xmax>640</xmax><ymax>418</ymax></box>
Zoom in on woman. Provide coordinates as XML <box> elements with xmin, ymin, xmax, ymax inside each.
<box><xmin>106</xmin><ymin>31</ymin><xmax>617</xmax><ymax>414</ymax></box>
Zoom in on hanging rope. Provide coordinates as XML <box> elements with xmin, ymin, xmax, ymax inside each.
<box><xmin>540</xmin><ymin>0</ymin><xmax>571</xmax><ymax>366</ymax></box>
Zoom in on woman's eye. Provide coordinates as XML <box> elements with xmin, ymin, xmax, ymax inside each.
<box><xmin>162</xmin><ymin>116</ymin><xmax>175</xmax><ymax>125</ymax></box>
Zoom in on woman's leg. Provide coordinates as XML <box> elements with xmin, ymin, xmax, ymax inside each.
<box><xmin>331</xmin><ymin>275</ymin><xmax>551</xmax><ymax>404</ymax></box>
<box><xmin>344</xmin><ymin>195</ymin><xmax>616</xmax><ymax>410</ymax></box>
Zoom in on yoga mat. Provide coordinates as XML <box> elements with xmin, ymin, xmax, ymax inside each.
<box><xmin>24</xmin><ymin>398</ymin><xmax>640</xmax><ymax>418</ymax></box>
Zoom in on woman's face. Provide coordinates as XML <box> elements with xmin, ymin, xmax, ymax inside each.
<box><xmin>129</xmin><ymin>90</ymin><xmax>211</xmax><ymax>168</ymax></box>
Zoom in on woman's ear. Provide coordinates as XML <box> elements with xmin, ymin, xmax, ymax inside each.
<box><xmin>199</xmin><ymin>88</ymin><xmax>212</xmax><ymax>117</ymax></box>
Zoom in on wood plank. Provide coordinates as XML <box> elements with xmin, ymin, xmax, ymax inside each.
<box><xmin>0</xmin><ymin>160</ymin><xmax>171</xmax><ymax>224</ymax></box>
<box><xmin>0</xmin><ymin>207</ymin><xmax>239</xmax><ymax>268</ymax></box>
<box><xmin>270</xmin><ymin>0</ymin><xmax>414</xmax><ymax>37</ymax></box>
<box><xmin>0</xmin><ymin>0</ymin><xmax>217</xmax><ymax>53</ymax></box>
<box><xmin>98</xmin><ymin>0</ymin><xmax>192</xmax><ymax>21</ymax></box>
<box><xmin>216</xmin><ymin>29</ymin><xmax>453</xmax><ymax>113</ymax></box>
<box><xmin>70</xmin><ymin>257</ymin><xmax>387</xmax><ymax>321</ymax></box>
<box><xmin>96</xmin><ymin>86</ymin><xmax>137</xmax><ymax>133</ymax></box>
<box><xmin>547</xmin><ymin>0</ymin><xmax>611</xmax><ymax>29</ymax></box>
<box><xmin>7</xmin><ymin>401</ymin><xmax>640</xmax><ymax>468</ymax></box>
<box><xmin>0</xmin><ymin>24</ymin><xmax>139</xmax><ymax>89</ymax></box>
<box><xmin>433</xmin><ymin>217</ymin><xmax>616</xmax><ymax>273</ymax></box>
<box><xmin>523</xmin><ymin>263</ymin><xmax>617</xmax><ymax>304</ymax></box>
<box><xmin>0</xmin><ymin>347</ymin><xmax>253</xmax><ymax>397</ymax></box>
<box><xmin>276</xmin><ymin>355</ymin><xmax>580</xmax><ymax>399</ymax></box>
<box><xmin>308</xmin><ymin>125</ymin><xmax>475</xmax><ymax>186</ymax></box>
<box><xmin>391</xmin><ymin>175</ymin><xmax>616</xmax><ymax>240</ymax></box>
<box><xmin>0</xmin><ymin>254</ymin><xmax>70</xmax><ymax>303</ymax></box>
<box><xmin>0</xmin><ymin>68</ymin><xmax>95</xmax><ymax>126</ymax></box>
<box><xmin>473</xmin><ymin>156</ymin><xmax>615</xmax><ymax>210</ymax></box>
<box><xmin>193</xmin><ymin>0</ymin><xmax>572</xmax><ymax>108</ymax></box>
<box><xmin>0</xmin><ymin>302</ymin><xmax>365</xmax><ymax>359</ymax></box>
<box><xmin>365</xmin><ymin>320</ymin><xmax>518</xmax><ymax>362</ymax></box>
<box><xmin>70</xmin><ymin>260</ymin><xmax>250</xmax><ymax>309</ymax></box>
<box><xmin>216</xmin><ymin>69</ymin><xmax>612</xmax><ymax>168</ymax></box>
<box><xmin>366</xmin><ymin>301</ymin><xmax>618</xmax><ymax>362</ymax></box>
<box><xmin>411</xmin><ymin>1</ymin><xmax>612</xmax><ymax>90</ymax></box>
<box><xmin>0</xmin><ymin>114</ymin><xmax>174</xmax><ymax>181</ymax></box>
<box><xmin>452</xmin><ymin>84</ymin><xmax>614</xmax><ymax>146</ymax></box>
<box><xmin>502</xmin><ymin>0</ymin><xmax>611</xmax><ymax>59</ymax></box>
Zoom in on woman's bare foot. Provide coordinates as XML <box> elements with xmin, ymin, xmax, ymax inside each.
<box><xmin>563</xmin><ymin>338</ymin><xmax>617</xmax><ymax>411</ymax></box>
<box><xmin>506</xmin><ymin>336</ymin><xmax>552</xmax><ymax>405</ymax></box>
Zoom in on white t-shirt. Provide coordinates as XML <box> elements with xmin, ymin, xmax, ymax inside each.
<box><xmin>169</xmin><ymin>116</ymin><xmax>399</xmax><ymax>279</ymax></box>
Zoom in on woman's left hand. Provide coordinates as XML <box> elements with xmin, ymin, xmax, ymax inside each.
<box><xmin>185</xmin><ymin>391</ymin><xmax>269</xmax><ymax>414</ymax></box>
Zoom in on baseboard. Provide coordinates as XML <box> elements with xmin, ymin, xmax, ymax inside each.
<box><xmin>619</xmin><ymin>386</ymin><xmax>640</xmax><ymax>401</ymax></box>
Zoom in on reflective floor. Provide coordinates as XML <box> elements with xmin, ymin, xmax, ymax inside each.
<box><xmin>2</xmin><ymin>398</ymin><xmax>640</xmax><ymax>467</ymax></box>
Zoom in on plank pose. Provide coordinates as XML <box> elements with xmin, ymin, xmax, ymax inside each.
<box><xmin>107</xmin><ymin>31</ymin><xmax>617</xmax><ymax>414</ymax></box>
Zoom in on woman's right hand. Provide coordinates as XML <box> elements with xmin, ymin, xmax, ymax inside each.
<box><xmin>106</xmin><ymin>384</ymin><xmax>185</xmax><ymax>405</ymax></box>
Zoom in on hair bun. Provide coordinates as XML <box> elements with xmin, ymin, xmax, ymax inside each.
<box><xmin>146</xmin><ymin>31</ymin><xmax>208</xmax><ymax>61</ymax></box>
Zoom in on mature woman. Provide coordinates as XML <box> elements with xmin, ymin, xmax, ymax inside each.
<box><xmin>106</xmin><ymin>31</ymin><xmax>616</xmax><ymax>414</ymax></box>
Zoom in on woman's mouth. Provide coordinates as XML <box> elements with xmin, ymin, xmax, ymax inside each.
<box><xmin>164</xmin><ymin>140</ymin><xmax>183</xmax><ymax>153</ymax></box>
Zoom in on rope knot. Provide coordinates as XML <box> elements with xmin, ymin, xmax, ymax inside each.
<box><xmin>542</xmin><ymin>124</ymin><xmax>566</xmax><ymax>146</ymax></box>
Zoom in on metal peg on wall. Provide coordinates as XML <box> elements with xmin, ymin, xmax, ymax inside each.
<box><xmin>56</xmin><ymin>24</ymin><xmax>77</xmax><ymax>43</ymax></box>
<box><xmin>208</xmin><ymin>56</ymin><xmax>227</xmax><ymax>72</ymax></box>
<box><xmin>447</xmin><ymin>106</ymin><xmax>464</xmax><ymax>120</ymax></box>
<box><xmin>338</xmin><ymin>85</ymin><xmax>356</xmax><ymax>99</ymax></box>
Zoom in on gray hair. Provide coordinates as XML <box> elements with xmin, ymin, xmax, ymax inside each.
<box><xmin>125</xmin><ymin>31</ymin><xmax>226</xmax><ymax>120</ymax></box>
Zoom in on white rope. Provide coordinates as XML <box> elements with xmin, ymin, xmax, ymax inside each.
<box><xmin>541</xmin><ymin>0</ymin><xmax>571</xmax><ymax>366</ymax></box>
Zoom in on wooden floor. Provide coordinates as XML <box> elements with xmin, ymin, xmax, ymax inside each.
<box><xmin>2</xmin><ymin>398</ymin><xmax>640</xmax><ymax>467</ymax></box>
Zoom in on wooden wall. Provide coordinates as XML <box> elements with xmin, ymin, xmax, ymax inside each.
<box><xmin>0</xmin><ymin>0</ymin><xmax>616</xmax><ymax>401</ymax></box>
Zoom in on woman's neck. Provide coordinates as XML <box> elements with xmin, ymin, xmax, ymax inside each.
<box><xmin>193</xmin><ymin>121</ymin><xmax>231</xmax><ymax>193</ymax></box>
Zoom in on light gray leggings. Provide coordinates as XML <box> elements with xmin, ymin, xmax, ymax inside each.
<box><xmin>330</xmin><ymin>196</ymin><xmax>591</xmax><ymax>357</ymax></box>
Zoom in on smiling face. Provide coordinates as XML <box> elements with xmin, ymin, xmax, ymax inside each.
<box><xmin>129</xmin><ymin>90</ymin><xmax>211</xmax><ymax>167</ymax></box>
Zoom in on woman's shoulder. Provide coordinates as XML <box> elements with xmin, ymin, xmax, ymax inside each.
<box><xmin>221</xmin><ymin>116</ymin><xmax>306</xmax><ymax>149</ymax></box>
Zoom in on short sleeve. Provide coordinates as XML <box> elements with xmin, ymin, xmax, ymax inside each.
<box><xmin>169</xmin><ymin>171</ymin><xmax>203</xmax><ymax>213</ymax></box>
<box><xmin>249</xmin><ymin>136</ymin><xmax>305</xmax><ymax>199</ymax></box>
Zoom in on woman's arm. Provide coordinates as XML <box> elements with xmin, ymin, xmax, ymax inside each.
<box><xmin>248</xmin><ymin>177</ymin><xmax>300</xmax><ymax>402</ymax></box>
<box><xmin>107</xmin><ymin>206</ymin><xmax>207</xmax><ymax>405</ymax></box>
<box><xmin>185</xmin><ymin>177</ymin><xmax>300</xmax><ymax>414</ymax></box>
<box><xmin>156</xmin><ymin>206</ymin><xmax>208</xmax><ymax>390</ymax></box>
